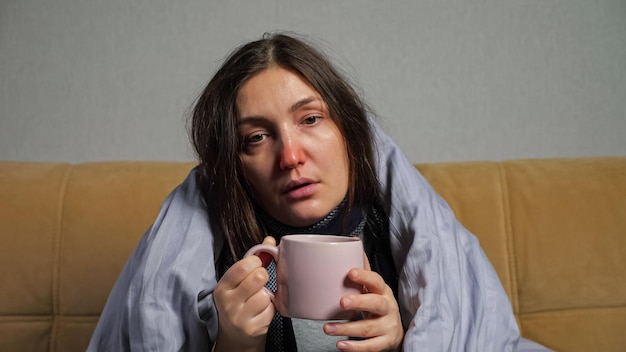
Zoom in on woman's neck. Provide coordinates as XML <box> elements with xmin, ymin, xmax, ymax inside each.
<box><xmin>254</xmin><ymin>198</ymin><xmax>367</xmax><ymax>239</ymax></box>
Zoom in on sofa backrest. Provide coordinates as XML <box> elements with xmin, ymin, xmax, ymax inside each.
<box><xmin>417</xmin><ymin>158</ymin><xmax>626</xmax><ymax>352</ymax></box>
<box><xmin>0</xmin><ymin>162</ymin><xmax>193</xmax><ymax>351</ymax></box>
<box><xmin>1</xmin><ymin>158</ymin><xmax>625</xmax><ymax>351</ymax></box>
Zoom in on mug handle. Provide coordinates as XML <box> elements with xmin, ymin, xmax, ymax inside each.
<box><xmin>244</xmin><ymin>244</ymin><xmax>279</xmax><ymax>300</ymax></box>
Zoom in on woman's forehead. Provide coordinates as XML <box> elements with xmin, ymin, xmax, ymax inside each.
<box><xmin>236</xmin><ymin>66</ymin><xmax>326</xmax><ymax>117</ymax></box>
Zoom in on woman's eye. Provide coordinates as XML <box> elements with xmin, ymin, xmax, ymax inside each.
<box><xmin>247</xmin><ymin>133</ymin><xmax>266</xmax><ymax>145</ymax></box>
<box><xmin>302</xmin><ymin>115</ymin><xmax>320</xmax><ymax>125</ymax></box>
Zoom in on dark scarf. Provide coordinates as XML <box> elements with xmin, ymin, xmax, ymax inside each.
<box><xmin>217</xmin><ymin>198</ymin><xmax>397</xmax><ymax>352</ymax></box>
<box><xmin>255</xmin><ymin>198</ymin><xmax>367</xmax><ymax>239</ymax></box>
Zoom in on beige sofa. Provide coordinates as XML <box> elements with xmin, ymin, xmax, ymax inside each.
<box><xmin>1</xmin><ymin>158</ymin><xmax>625</xmax><ymax>351</ymax></box>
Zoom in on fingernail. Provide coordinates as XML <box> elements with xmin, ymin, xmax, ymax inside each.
<box><xmin>324</xmin><ymin>324</ymin><xmax>336</xmax><ymax>334</ymax></box>
<box><xmin>342</xmin><ymin>297</ymin><xmax>352</xmax><ymax>308</ymax></box>
<box><xmin>337</xmin><ymin>341</ymin><xmax>348</xmax><ymax>350</ymax></box>
<box><xmin>350</xmin><ymin>268</ymin><xmax>359</xmax><ymax>279</ymax></box>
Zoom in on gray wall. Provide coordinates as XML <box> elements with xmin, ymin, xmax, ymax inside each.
<box><xmin>1</xmin><ymin>0</ymin><xmax>625</xmax><ymax>164</ymax></box>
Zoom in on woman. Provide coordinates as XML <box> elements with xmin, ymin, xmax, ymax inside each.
<box><xmin>197</xmin><ymin>34</ymin><xmax>403</xmax><ymax>351</ymax></box>
<box><xmin>88</xmin><ymin>33</ymin><xmax>524</xmax><ymax>351</ymax></box>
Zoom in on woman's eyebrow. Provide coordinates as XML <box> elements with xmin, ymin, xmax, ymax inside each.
<box><xmin>289</xmin><ymin>96</ymin><xmax>321</xmax><ymax>112</ymax></box>
<box><xmin>238</xmin><ymin>96</ymin><xmax>323</xmax><ymax>126</ymax></box>
<box><xmin>238</xmin><ymin>116</ymin><xmax>267</xmax><ymax>126</ymax></box>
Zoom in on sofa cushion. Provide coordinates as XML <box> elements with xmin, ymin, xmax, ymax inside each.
<box><xmin>420</xmin><ymin>157</ymin><xmax>626</xmax><ymax>351</ymax></box>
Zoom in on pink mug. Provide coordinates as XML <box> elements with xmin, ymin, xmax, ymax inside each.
<box><xmin>245</xmin><ymin>234</ymin><xmax>364</xmax><ymax>320</ymax></box>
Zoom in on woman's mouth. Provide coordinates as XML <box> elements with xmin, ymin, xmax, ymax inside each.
<box><xmin>283</xmin><ymin>179</ymin><xmax>317</xmax><ymax>199</ymax></box>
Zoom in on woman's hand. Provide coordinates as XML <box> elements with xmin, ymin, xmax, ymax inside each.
<box><xmin>323</xmin><ymin>255</ymin><xmax>404</xmax><ymax>352</ymax></box>
<box><xmin>213</xmin><ymin>237</ymin><xmax>276</xmax><ymax>352</ymax></box>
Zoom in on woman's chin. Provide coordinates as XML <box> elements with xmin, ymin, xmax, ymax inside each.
<box><xmin>268</xmin><ymin>199</ymin><xmax>342</xmax><ymax>227</ymax></box>
<box><xmin>279</xmin><ymin>215</ymin><xmax>323</xmax><ymax>228</ymax></box>
<box><xmin>275</xmin><ymin>210</ymin><xmax>329</xmax><ymax>228</ymax></box>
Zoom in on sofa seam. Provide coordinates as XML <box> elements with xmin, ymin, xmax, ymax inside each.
<box><xmin>50</xmin><ymin>164</ymin><xmax>72</xmax><ymax>352</ymax></box>
<box><xmin>520</xmin><ymin>305</ymin><xmax>626</xmax><ymax>318</ymax></box>
<box><xmin>0</xmin><ymin>314</ymin><xmax>101</xmax><ymax>319</ymax></box>
<box><xmin>497</xmin><ymin>162</ymin><xmax>520</xmax><ymax>327</ymax></box>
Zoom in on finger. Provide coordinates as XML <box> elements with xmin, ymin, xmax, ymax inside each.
<box><xmin>335</xmin><ymin>336</ymin><xmax>395</xmax><ymax>352</ymax></box>
<box><xmin>244</xmin><ymin>284</ymin><xmax>274</xmax><ymax>316</ymax></box>
<box><xmin>236</xmin><ymin>266</ymin><xmax>270</xmax><ymax>299</ymax></box>
<box><xmin>226</xmin><ymin>292</ymin><xmax>276</xmax><ymax>339</ymax></box>
<box><xmin>341</xmin><ymin>293</ymin><xmax>390</xmax><ymax>316</ymax></box>
<box><xmin>347</xmin><ymin>268</ymin><xmax>387</xmax><ymax>295</ymax></box>
<box><xmin>242</xmin><ymin>297</ymin><xmax>276</xmax><ymax>337</ymax></box>
<box><xmin>324</xmin><ymin>319</ymin><xmax>381</xmax><ymax>339</ymax></box>
<box><xmin>220</xmin><ymin>256</ymin><xmax>264</xmax><ymax>290</ymax></box>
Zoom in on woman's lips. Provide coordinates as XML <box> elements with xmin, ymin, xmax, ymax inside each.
<box><xmin>283</xmin><ymin>179</ymin><xmax>318</xmax><ymax>199</ymax></box>
<box><xmin>285</xmin><ymin>182</ymin><xmax>317</xmax><ymax>199</ymax></box>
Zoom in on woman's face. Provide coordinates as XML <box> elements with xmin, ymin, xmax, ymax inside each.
<box><xmin>236</xmin><ymin>66</ymin><xmax>349</xmax><ymax>227</ymax></box>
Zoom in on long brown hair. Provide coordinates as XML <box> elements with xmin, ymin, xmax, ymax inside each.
<box><xmin>190</xmin><ymin>33</ymin><xmax>380</xmax><ymax>259</ymax></box>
